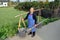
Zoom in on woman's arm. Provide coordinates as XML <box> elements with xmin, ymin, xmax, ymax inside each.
<box><xmin>33</xmin><ymin>13</ymin><xmax>37</xmax><ymax>24</ymax></box>
<box><xmin>24</xmin><ymin>13</ymin><xmax>29</xmax><ymax>20</ymax></box>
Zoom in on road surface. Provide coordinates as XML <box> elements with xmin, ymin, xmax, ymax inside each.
<box><xmin>5</xmin><ymin>20</ymin><xmax>60</xmax><ymax>40</ymax></box>
<box><xmin>37</xmin><ymin>20</ymin><xmax>60</xmax><ymax>40</ymax></box>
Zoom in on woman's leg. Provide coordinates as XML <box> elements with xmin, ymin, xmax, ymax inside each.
<box><xmin>31</xmin><ymin>27</ymin><xmax>36</xmax><ymax>37</ymax></box>
<box><xmin>31</xmin><ymin>31</ymin><xmax>36</xmax><ymax>37</ymax></box>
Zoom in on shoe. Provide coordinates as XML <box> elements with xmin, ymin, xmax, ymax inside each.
<box><xmin>28</xmin><ymin>32</ymin><xmax>32</xmax><ymax>35</ymax></box>
<box><xmin>31</xmin><ymin>32</ymin><xmax>35</xmax><ymax>37</ymax></box>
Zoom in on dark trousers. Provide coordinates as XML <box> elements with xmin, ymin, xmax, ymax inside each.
<box><xmin>28</xmin><ymin>31</ymin><xmax>36</xmax><ymax>37</ymax></box>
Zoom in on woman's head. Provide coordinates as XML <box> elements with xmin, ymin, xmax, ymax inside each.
<box><xmin>29</xmin><ymin>7</ymin><xmax>34</xmax><ymax>14</ymax></box>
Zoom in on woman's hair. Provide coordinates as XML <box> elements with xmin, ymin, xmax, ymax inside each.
<box><xmin>29</xmin><ymin>7</ymin><xmax>35</xmax><ymax>12</ymax></box>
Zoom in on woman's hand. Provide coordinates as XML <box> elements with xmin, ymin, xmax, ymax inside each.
<box><xmin>18</xmin><ymin>27</ymin><xmax>20</xmax><ymax>30</ymax></box>
<box><xmin>21</xmin><ymin>18</ymin><xmax>24</xmax><ymax>21</ymax></box>
<box><xmin>34</xmin><ymin>24</ymin><xmax>37</xmax><ymax>28</ymax></box>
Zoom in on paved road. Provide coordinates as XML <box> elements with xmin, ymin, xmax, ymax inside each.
<box><xmin>5</xmin><ymin>20</ymin><xmax>60</xmax><ymax>40</ymax></box>
<box><xmin>37</xmin><ymin>20</ymin><xmax>60</xmax><ymax>40</ymax></box>
<box><xmin>6</xmin><ymin>33</ymin><xmax>41</xmax><ymax>40</ymax></box>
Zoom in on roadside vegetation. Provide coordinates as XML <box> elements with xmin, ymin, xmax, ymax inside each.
<box><xmin>0</xmin><ymin>0</ymin><xmax>60</xmax><ymax>40</ymax></box>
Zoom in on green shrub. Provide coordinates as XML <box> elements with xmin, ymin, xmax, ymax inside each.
<box><xmin>42</xmin><ymin>18</ymin><xmax>59</xmax><ymax>25</ymax></box>
<box><xmin>0</xmin><ymin>23</ymin><xmax>18</xmax><ymax>40</ymax></box>
<box><xmin>14</xmin><ymin>1</ymin><xmax>60</xmax><ymax>11</ymax></box>
<box><xmin>14</xmin><ymin>1</ymin><xmax>44</xmax><ymax>11</ymax></box>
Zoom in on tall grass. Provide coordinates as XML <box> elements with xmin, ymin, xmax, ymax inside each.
<box><xmin>0</xmin><ymin>7</ymin><xmax>26</xmax><ymax>39</ymax></box>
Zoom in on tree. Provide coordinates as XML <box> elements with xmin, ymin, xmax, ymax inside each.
<box><xmin>8</xmin><ymin>0</ymin><xmax>11</xmax><ymax>6</ymax></box>
<box><xmin>54</xmin><ymin>0</ymin><xmax>59</xmax><ymax>8</ymax></box>
<box><xmin>46</xmin><ymin>0</ymin><xmax>48</xmax><ymax>2</ymax></box>
<box><xmin>49</xmin><ymin>0</ymin><xmax>59</xmax><ymax>9</ymax></box>
<box><xmin>44</xmin><ymin>0</ymin><xmax>49</xmax><ymax>9</ymax></box>
<box><xmin>30</xmin><ymin>0</ymin><xmax>31</xmax><ymax>2</ymax></box>
<box><xmin>17</xmin><ymin>0</ymin><xmax>20</xmax><ymax>3</ymax></box>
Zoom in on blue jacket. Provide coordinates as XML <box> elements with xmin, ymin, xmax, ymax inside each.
<box><xmin>24</xmin><ymin>12</ymin><xmax>37</xmax><ymax>24</ymax></box>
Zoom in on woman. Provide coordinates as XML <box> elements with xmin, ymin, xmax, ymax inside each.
<box><xmin>24</xmin><ymin>7</ymin><xmax>37</xmax><ymax>37</ymax></box>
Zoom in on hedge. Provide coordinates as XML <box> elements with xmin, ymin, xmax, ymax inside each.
<box><xmin>14</xmin><ymin>1</ymin><xmax>59</xmax><ymax>11</ymax></box>
<box><xmin>14</xmin><ymin>1</ymin><xmax>44</xmax><ymax>11</ymax></box>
